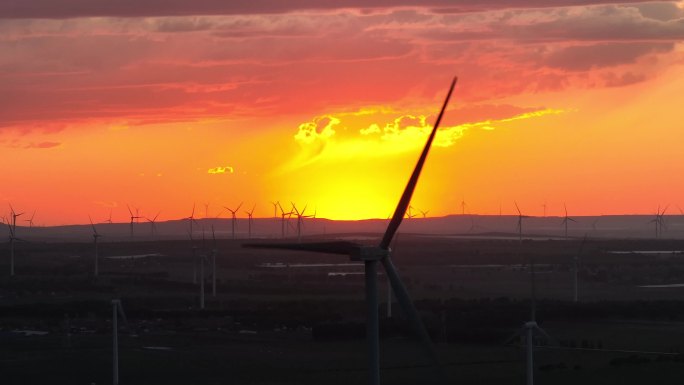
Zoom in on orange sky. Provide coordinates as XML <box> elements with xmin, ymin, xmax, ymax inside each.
<box><xmin>2</xmin><ymin>1</ymin><xmax>684</xmax><ymax>225</ymax></box>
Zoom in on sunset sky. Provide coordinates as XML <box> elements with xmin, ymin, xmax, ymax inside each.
<box><xmin>2</xmin><ymin>1</ymin><xmax>684</xmax><ymax>225</ymax></box>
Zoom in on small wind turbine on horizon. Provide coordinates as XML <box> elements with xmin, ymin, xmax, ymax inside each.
<box><xmin>419</xmin><ymin>209</ymin><xmax>429</xmax><ymax>218</ymax></box>
<box><xmin>291</xmin><ymin>203</ymin><xmax>314</xmax><ymax>243</ymax></box>
<box><xmin>245</xmin><ymin>204</ymin><xmax>256</xmax><ymax>239</ymax></box>
<box><xmin>277</xmin><ymin>202</ymin><xmax>293</xmax><ymax>238</ymax></box>
<box><xmin>8</xmin><ymin>204</ymin><xmax>24</xmax><ymax>277</ymax></box>
<box><xmin>515</xmin><ymin>202</ymin><xmax>529</xmax><ymax>242</ymax></box>
<box><xmin>24</xmin><ymin>210</ymin><xmax>36</xmax><ymax>228</ymax></box>
<box><xmin>271</xmin><ymin>201</ymin><xmax>279</xmax><ymax>218</ymax></box>
<box><xmin>145</xmin><ymin>212</ymin><xmax>160</xmax><ymax>238</ymax></box>
<box><xmin>245</xmin><ymin>76</ymin><xmax>458</xmax><ymax>385</ymax></box>
<box><xmin>224</xmin><ymin>202</ymin><xmax>243</xmax><ymax>240</ymax></box>
<box><xmin>126</xmin><ymin>205</ymin><xmax>141</xmax><ymax>238</ymax></box>
<box><xmin>89</xmin><ymin>215</ymin><xmax>101</xmax><ymax>277</ymax></box>
<box><xmin>185</xmin><ymin>204</ymin><xmax>200</xmax><ymax>284</ymax></box>
<box><xmin>649</xmin><ymin>205</ymin><xmax>668</xmax><ymax>238</ymax></box>
<box><xmin>461</xmin><ymin>196</ymin><xmax>466</xmax><ymax>215</ymax></box>
<box><xmin>561</xmin><ymin>204</ymin><xmax>576</xmax><ymax>239</ymax></box>
<box><xmin>104</xmin><ymin>209</ymin><xmax>113</xmax><ymax>224</ymax></box>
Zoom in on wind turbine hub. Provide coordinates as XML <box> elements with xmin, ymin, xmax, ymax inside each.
<box><xmin>525</xmin><ymin>321</ymin><xmax>538</xmax><ymax>328</ymax></box>
<box><xmin>351</xmin><ymin>246</ymin><xmax>390</xmax><ymax>262</ymax></box>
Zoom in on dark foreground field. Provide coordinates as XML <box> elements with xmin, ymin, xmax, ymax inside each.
<box><xmin>3</xmin><ymin>234</ymin><xmax>684</xmax><ymax>384</ymax></box>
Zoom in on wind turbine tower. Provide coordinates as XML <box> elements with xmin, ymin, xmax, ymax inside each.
<box><xmin>89</xmin><ymin>216</ymin><xmax>101</xmax><ymax>277</ymax></box>
<box><xmin>111</xmin><ymin>299</ymin><xmax>127</xmax><ymax>385</ymax></box>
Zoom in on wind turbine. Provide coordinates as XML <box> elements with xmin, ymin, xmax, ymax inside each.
<box><xmin>245</xmin><ymin>204</ymin><xmax>256</xmax><ymax>239</ymax></box>
<box><xmin>277</xmin><ymin>202</ymin><xmax>293</xmax><ymax>238</ymax></box>
<box><xmin>89</xmin><ymin>216</ymin><xmax>101</xmax><ymax>277</ymax></box>
<box><xmin>541</xmin><ymin>202</ymin><xmax>547</xmax><ymax>218</ymax></box>
<box><xmin>561</xmin><ymin>204</ymin><xmax>576</xmax><ymax>239</ymax></box>
<box><xmin>271</xmin><ymin>201</ymin><xmax>279</xmax><ymax>218</ymax></box>
<box><xmin>515</xmin><ymin>202</ymin><xmax>529</xmax><ymax>242</ymax></box>
<box><xmin>24</xmin><ymin>210</ymin><xmax>36</xmax><ymax>228</ymax></box>
<box><xmin>185</xmin><ymin>204</ymin><xmax>199</xmax><ymax>284</ymax></box>
<box><xmin>505</xmin><ymin>258</ymin><xmax>554</xmax><ymax>385</ymax></box>
<box><xmin>126</xmin><ymin>205</ymin><xmax>140</xmax><ymax>238</ymax></box>
<box><xmin>8</xmin><ymin>204</ymin><xmax>24</xmax><ymax>277</ymax></box>
<box><xmin>145</xmin><ymin>212</ymin><xmax>160</xmax><ymax>238</ymax></box>
<box><xmin>405</xmin><ymin>205</ymin><xmax>417</xmax><ymax>219</ymax></box>
<box><xmin>245</xmin><ymin>77</ymin><xmax>457</xmax><ymax>385</ymax></box>
<box><xmin>104</xmin><ymin>209</ymin><xmax>113</xmax><ymax>224</ymax></box>
<box><xmin>419</xmin><ymin>209</ymin><xmax>429</xmax><ymax>219</ymax></box>
<box><xmin>224</xmin><ymin>203</ymin><xmax>243</xmax><ymax>240</ymax></box>
<box><xmin>649</xmin><ymin>205</ymin><xmax>668</xmax><ymax>238</ymax></box>
<box><xmin>461</xmin><ymin>196</ymin><xmax>466</xmax><ymax>215</ymax></box>
<box><xmin>291</xmin><ymin>203</ymin><xmax>314</xmax><ymax>243</ymax></box>
<box><xmin>111</xmin><ymin>299</ymin><xmax>128</xmax><ymax>385</ymax></box>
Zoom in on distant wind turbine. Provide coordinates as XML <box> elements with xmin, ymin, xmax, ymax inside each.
<box><xmin>224</xmin><ymin>202</ymin><xmax>243</xmax><ymax>240</ymax></box>
<box><xmin>126</xmin><ymin>205</ymin><xmax>141</xmax><ymax>238</ymax></box>
<box><xmin>271</xmin><ymin>201</ymin><xmax>279</xmax><ymax>218</ymax></box>
<box><xmin>419</xmin><ymin>209</ymin><xmax>429</xmax><ymax>218</ymax></box>
<box><xmin>8</xmin><ymin>204</ymin><xmax>24</xmax><ymax>277</ymax></box>
<box><xmin>185</xmin><ymin>204</ymin><xmax>200</xmax><ymax>284</ymax></box>
<box><xmin>104</xmin><ymin>209</ymin><xmax>113</xmax><ymax>224</ymax></box>
<box><xmin>89</xmin><ymin>215</ymin><xmax>101</xmax><ymax>277</ymax></box>
<box><xmin>515</xmin><ymin>202</ymin><xmax>529</xmax><ymax>242</ymax></box>
<box><xmin>24</xmin><ymin>210</ymin><xmax>36</xmax><ymax>228</ymax></box>
<box><xmin>245</xmin><ymin>204</ymin><xmax>256</xmax><ymax>239</ymax></box>
<box><xmin>145</xmin><ymin>212</ymin><xmax>160</xmax><ymax>238</ymax></box>
<box><xmin>461</xmin><ymin>196</ymin><xmax>466</xmax><ymax>215</ymax></box>
<box><xmin>561</xmin><ymin>204</ymin><xmax>576</xmax><ymax>239</ymax></box>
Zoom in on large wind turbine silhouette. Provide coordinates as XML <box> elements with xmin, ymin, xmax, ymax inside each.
<box><xmin>246</xmin><ymin>77</ymin><xmax>457</xmax><ymax>385</ymax></box>
<box><xmin>146</xmin><ymin>212</ymin><xmax>160</xmax><ymax>239</ymax></box>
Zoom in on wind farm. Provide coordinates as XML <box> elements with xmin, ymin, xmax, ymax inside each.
<box><xmin>3</xmin><ymin>1</ymin><xmax>684</xmax><ymax>384</ymax></box>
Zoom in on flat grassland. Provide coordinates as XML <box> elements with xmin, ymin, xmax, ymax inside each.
<box><xmin>3</xmin><ymin>234</ymin><xmax>684</xmax><ymax>384</ymax></box>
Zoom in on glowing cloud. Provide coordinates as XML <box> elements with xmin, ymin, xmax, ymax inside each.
<box><xmin>208</xmin><ymin>166</ymin><xmax>234</xmax><ymax>174</ymax></box>
<box><xmin>286</xmin><ymin>106</ymin><xmax>565</xmax><ymax>170</ymax></box>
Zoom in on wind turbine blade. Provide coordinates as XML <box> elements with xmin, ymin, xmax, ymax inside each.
<box><xmin>236</xmin><ymin>202</ymin><xmax>243</xmax><ymax>212</ymax></box>
<box><xmin>515</xmin><ymin>201</ymin><xmax>521</xmax><ymax>216</ymax></box>
<box><xmin>127</xmin><ymin>205</ymin><xmax>133</xmax><ymax>216</ymax></box>
<box><xmin>380</xmin><ymin>77</ymin><xmax>457</xmax><ymax>250</ymax></box>
<box><xmin>243</xmin><ymin>241</ymin><xmax>361</xmax><ymax>256</ymax></box>
<box><xmin>380</xmin><ymin>257</ymin><xmax>445</xmax><ymax>376</ymax></box>
<box><xmin>503</xmin><ymin>328</ymin><xmax>526</xmax><ymax>346</ymax></box>
<box><xmin>89</xmin><ymin>215</ymin><xmax>97</xmax><ymax>233</ymax></box>
<box><xmin>191</xmin><ymin>203</ymin><xmax>195</xmax><ymax>218</ymax></box>
<box><xmin>533</xmin><ymin>325</ymin><xmax>556</xmax><ymax>346</ymax></box>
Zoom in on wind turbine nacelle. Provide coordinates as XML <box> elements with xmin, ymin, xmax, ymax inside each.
<box><xmin>350</xmin><ymin>246</ymin><xmax>389</xmax><ymax>262</ymax></box>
